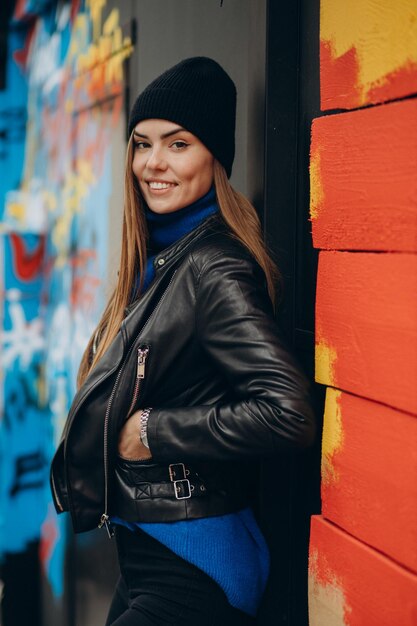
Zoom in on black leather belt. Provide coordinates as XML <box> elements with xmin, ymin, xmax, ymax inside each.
<box><xmin>116</xmin><ymin>461</ymin><xmax>208</xmax><ymax>501</ymax></box>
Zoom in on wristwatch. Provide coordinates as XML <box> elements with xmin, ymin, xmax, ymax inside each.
<box><xmin>139</xmin><ymin>407</ymin><xmax>152</xmax><ymax>449</ymax></box>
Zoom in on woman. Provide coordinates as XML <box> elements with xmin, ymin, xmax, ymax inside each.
<box><xmin>50</xmin><ymin>57</ymin><xmax>316</xmax><ymax>626</ymax></box>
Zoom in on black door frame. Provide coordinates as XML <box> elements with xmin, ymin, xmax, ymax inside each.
<box><xmin>258</xmin><ymin>1</ymin><xmax>324</xmax><ymax>624</ymax></box>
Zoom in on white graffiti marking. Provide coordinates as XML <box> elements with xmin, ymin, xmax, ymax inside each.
<box><xmin>0</xmin><ymin>294</ymin><xmax>45</xmax><ymax>369</ymax></box>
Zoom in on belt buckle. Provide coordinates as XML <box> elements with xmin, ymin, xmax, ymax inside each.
<box><xmin>173</xmin><ymin>479</ymin><xmax>192</xmax><ymax>500</ymax></box>
<box><xmin>169</xmin><ymin>463</ymin><xmax>187</xmax><ymax>481</ymax></box>
<box><xmin>169</xmin><ymin>464</ymin><xmax>191</xmax><ymax>500</ymax></box>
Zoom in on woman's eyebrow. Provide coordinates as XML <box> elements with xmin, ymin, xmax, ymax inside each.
<box><xmin>133</xmin><ymin>127</ymin><xmax>188</xmax><ymax>140</ymax></box>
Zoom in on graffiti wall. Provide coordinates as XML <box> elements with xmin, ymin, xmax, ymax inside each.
<box><xmin>0</xmin><ymin>0</ymin><xmax>133</xmax><ymax>623</ymax></box>
<box><xmin>309</xmin><ymin>1</ymin><xmax>417</xmax><ymax>624</ymax></box>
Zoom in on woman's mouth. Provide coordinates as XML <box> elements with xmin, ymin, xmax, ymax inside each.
<box><xmin>147</xmin><ymin>180</ymin><xmax>177</xmax><ymax>191</ymax></box>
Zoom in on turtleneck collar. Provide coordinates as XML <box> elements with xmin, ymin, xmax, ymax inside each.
<box><xmin>132</xmin><ymin>186</ymin><xmax>218</xmax><ymax>299</ymax></box>
<box><xmin>145</xmin><ymin>185</ymin><xmax>218</xmax><ymax>254</ymax></box>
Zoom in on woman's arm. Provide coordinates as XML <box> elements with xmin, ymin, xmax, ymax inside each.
<box><xmin>146</xmin><ymin>250</ymin><xmax>316</xmax><ymax>462</ymax></box>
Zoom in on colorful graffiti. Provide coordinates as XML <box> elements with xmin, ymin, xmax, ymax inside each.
<box><xmin>0</xmin><ymin>0</ymin><xmax>133</xmax><ymax>619</ymax></box>
<box><xmin>0</xmin><ymin>234</ymin><xmax>47</xmax><ymax>551</ymax></box>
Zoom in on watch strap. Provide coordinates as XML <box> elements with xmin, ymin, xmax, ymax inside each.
<box><xmin>139</xmin><ymin>407</ymin><xmax>152</xmax><ymax>449</ymax></box>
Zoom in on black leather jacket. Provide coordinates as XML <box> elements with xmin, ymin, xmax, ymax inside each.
<box><xmin>50</xmin><ymin>215</ymin><xmax>316</xmax><ymax>534</ymax></box>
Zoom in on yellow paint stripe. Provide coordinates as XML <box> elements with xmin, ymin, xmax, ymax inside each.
<box><xmin>321</xmin><ymin>388</ymin><xmax>344</xmax><ymax>485</ymax></box>
<box><xmin>310</xmin><ymin>148</ymin><xmax>324</xmax><ymax>220</ymax></box>
<box><xmin>315</xmin><ymin>338</ymin><xmax>337</xmax><ymax>387</ymax></box>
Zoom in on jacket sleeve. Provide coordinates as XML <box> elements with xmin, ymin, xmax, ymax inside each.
<box><xmin>146</xmin><ymin>250</ymin><xmax>316</xmax><ymax>462</ymax></box>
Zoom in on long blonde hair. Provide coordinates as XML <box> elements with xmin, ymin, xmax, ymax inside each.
<box><xmin>77</xmin><ymin>136</ymin><xmax>282</xmax><ymax>387</ymax></box>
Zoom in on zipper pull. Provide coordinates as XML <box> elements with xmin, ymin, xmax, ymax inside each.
<box><xmin>99</xmin><ymin>513</ymin><xmax>115</xmax><ymax>539</ymax></box>
<box><xmin>137</xmin><ymin>347</ymin><xmax>149</xmax><ymax>379</ymax></box>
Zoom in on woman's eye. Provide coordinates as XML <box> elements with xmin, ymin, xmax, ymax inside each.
<box><xmin>171</xmin><ymin>141</ymin><xmax>188</xmax><ymax>150</ymax></box>
<box><xmin>134</xmin><ymin>141</ymin><xmax>150</xmax><ymax>150</ymax></box>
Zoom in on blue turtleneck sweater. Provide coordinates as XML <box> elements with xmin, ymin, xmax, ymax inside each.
<box><xmin>112</xmin><ymin>187</ymin><xmax>270</xmax><ymax>617</ymax></box>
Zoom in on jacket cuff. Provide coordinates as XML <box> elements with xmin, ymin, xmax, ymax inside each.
<box><xmin>146</xmin><ymin>408</ymin><xmax>161</xmax><ymax>458</ymax></box>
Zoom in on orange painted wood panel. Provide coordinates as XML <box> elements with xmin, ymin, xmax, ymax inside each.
<box><xmin>309</xmin><ymin>516</ymin><xmax>417</xmax><ymax>626</ymax></box>
<box><xmin>320</xmin><ymin>0</ymin><xmax>417</xmax><ymax>110</ymax></box>
<box><xmin>321</xmin><ymin>387</ymin><xmax>417</xmax><ymax>573</ymax></box>
<box><xmin>310</xmin><ymin>99</ymin><xmax>417</xmax><ymax>252</ymax></box>
<box><xmin>315</xmin><ymin>251</ymin><xmax>417</xmax><ymax>414</ymax></box>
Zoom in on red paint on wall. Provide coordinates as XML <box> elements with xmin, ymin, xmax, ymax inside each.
<box><xmin>322</xmin><ymin>390</ymin><xmax>417</xmax><ymax>573</ymax></box>
<box><xmin>315</xmin><ymin>251</ymin><xmax>417</xmax><ymax>414</ymax></box>
<box><xmin>10</xmin><ymin>234</ymin><xmax>45</xmax><ymax>281</ymax></box>
<box><xmin>313</xmin><ymin>5</ymin><xmax>417</xmax><ymax>625</ymax></box>
<box><xmin>320</xmin><ymin>40</ymin><xmax>361</xmax><ymax>111</ymax></box>
<box><xmin>309</xmin><ymin>516</ymin><xmax>417</xmax><ymax>626</ymax></box>
<box><xmin>70</xmin><ymin>0</ymin><xmax>80</xmax><ymax>24</ymax></box>
<box><xmin>70</xmin><ymin>249</ymin><xmax>100</xmax><ymax>310</ymax></box>
<box><xmin>310</xmin><ymin>98</ymin><xmax>417</xmax><ymax>252</ymax></box>
<box><xmin>13</xmin><ymin>0</ymin><xmax>36</xmax><ymax>23</ymax></box>
<box><xmin>39</xmin><ymin>509</ymin><xmax>59</xmax><ymax>574</ymax></box>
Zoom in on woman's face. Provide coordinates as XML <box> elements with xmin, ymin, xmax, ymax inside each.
<box><xmin>132</xmin><ymin>119</ymin><xmax>215</xmax><ymax>214</ymax></box>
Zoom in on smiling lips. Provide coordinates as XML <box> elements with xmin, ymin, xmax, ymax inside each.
<box><xmin>147</xmin><ymin>180</ymin><xmax>177</xmax><ymax>190</ymax></box>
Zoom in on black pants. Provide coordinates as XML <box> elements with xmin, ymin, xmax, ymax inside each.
<box><xmin>105</xmin><ymin>525</ymin><xmax>256</xmax><ymax>626</ymax></box>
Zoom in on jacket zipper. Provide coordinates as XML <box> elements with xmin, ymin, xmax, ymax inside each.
<box><xmin>59</xmin><ymin>353</ymin><xmax>125</xmax><ymax>525</ymax></box>
<box><xmin>126</xmin><ymin>347</ymin><xmax>149</xmax><ymax>418</ymax></box>
<box><xmin>98</xmin><ymin>361</ymin><xmax>126</xmax><ymax>539</ymax></box>
<box><xmin>99</xmin><ymin>271</ymin><xmax>177</xmax><ymax>538</ymax></box>
<box><xmin>98</xmin><ymin>345</ymin><xmax>151</xmax><ymax>537</ymax></box>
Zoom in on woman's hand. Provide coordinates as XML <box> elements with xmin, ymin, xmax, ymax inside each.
<box><xmin>118</xmin><ymin>410</ymin><xmax>152</xmax><ymax>460</ymax></box>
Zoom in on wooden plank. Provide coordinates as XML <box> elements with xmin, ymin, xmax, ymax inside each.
<box><xmin>309</xmin><ymin>515</ymin><xmax>417</xmax><ymax>626</ymax></box>
<box><xmin>320</xmin><ymin>0</ymin><xmax>417</xmax><ymax>110</ymax></box>
<box><xmin>321</xmin><ymin>387</ymin><xmax>417</xmax><ymax>573</ymax></box>
<box><xmin>315</xmin><ymin>251</ymin><xmax>417</xmax><ymax>414</ymax></box>
<box><xmin>310</xmin><ymin>99</ymin><xmax>417</xmax><ymax>252</ymax></box>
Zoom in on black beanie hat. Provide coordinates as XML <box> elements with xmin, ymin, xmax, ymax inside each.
<box><xmin>128</xmin><ymin>57</ymin><xmax>237</xmax><ymax>178</ymax></box>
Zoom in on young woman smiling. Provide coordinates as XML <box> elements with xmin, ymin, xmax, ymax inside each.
<box><xmin>132</xmin><ymin>120</ymin><xmax>215</xmax><ymax>215</ymax></box>
<box><xmin>51</xmin><ymin>57</ymin><xmax>316</xmax><ymax>626</ymax></box>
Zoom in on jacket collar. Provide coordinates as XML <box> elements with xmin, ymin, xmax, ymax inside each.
<box><xmin>124</xmin><ymin>214</ymin><xmax>222</xmax><ymax>318</ymax></box>
<box><xmin>153</xmin><ymin>213</ymin><xmax>220</xmax><ymax>270</ymax></box>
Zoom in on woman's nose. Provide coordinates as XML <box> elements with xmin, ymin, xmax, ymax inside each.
<box><xmin>146</xmin><ymin>146</ymin><xmax>167</xmax><ymax>170</ymax></box>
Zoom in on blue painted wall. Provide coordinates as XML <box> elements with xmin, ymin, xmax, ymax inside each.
<box><xmin>0</xmin><ymin>0</ymin><xmax>133</xmax><ymax>620</ymax></box>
